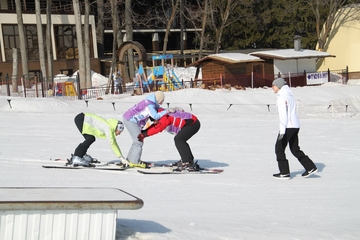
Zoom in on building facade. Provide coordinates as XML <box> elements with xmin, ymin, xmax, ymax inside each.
<box><xmin>0</xmin><ymin>0</ymin><xmax>201</xmax><ymax>81</ymax></box>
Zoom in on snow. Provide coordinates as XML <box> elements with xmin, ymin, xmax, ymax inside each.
<box><xmin>207</xmin><ymin>53</ymin><xmax>263</xmax><ymax>62</ymax></box>
<box><xmin>51</xmin><ymin>70</ymin><xmax>109</xmax><ymax>89</ymax></box>
<box><xmin>187</xmin><ymin>53</ymin><xmax>263</xmax><ymax>66</ymax></box>
<box><xmin>250</xmin><ymin>49</ymin><xmax>333</xmax><ymax>59</ymax></box>
<box><xmin>71</xmin><ymin>70</ymin><xmax>109</xmax><ymax>86</ymax></box>
<box><xmin>1</xmin><ymin>75</ymin><xmax>360</xmax><ymax>239</ymax></box>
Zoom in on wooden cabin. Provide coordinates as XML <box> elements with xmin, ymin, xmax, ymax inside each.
<box><xmin>186</xmin><ymin>53</ymin><xmax>276</xmax><ymax>89</ymax></box>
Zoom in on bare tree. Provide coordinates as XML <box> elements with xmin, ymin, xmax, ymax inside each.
<box><xmin>113</xmin><ymin>1</ymin><xmax>123</xmax><ymax>47</ymax></box>
<box><xmin>174</xmin><ymin>0</ymin><xmax>208</xmax><ymax>58</ymax></box>
<box><xmin>46</xmin><ymin>0</ymin><xmax>53</xmax><ymax>86</ymax></box>
<box><xmin>125</xmin><ymin>0</ymin><xmax>133</xmax><ymax>43</ymax></box>
<box><xmin>73</xmin><ymin>0</ymin><xmax>86</xmax><ymax>89</ymax></box>
<box><xmin>306</xmin><ymin>0</ymin><xmax>348</xmax><ymax>50</ymax></box>
<box><xmin>208</xmin><ymin>0</ymin><xmax>241</xmax><ymax>53</ymax></box>
<box><xmin>180</xmin><ymin>0</ymin><xmax>184</xmax><ymax>56</ymax></box>
<box><xmin>199</xmin><ymin>0</ymin><xmax>209</xmax><ymax>59</ymax></box>
<box><xmin>162</xmin><ymin>0</ymin><xmax>180</xmax><ymax>54</ymax></box>
<box><xmin>96</xmin><ymin>0</ymin><xmax>105</xmax><ymax>57</ymax></box>
<box><xmin>125</xmin><ymin>0</ymin><xmax>135</xmax><ymax>80</ymax></box>
<box><xmin>15</xmin><ymin>0</ymin><xmax>29</xmax><ymax>81</ymax></box>
<box><xmin>106</xmin><ymin>0</ymin><xmax>122</xmax><ymax>93</ymax></box>
<box><xmin>84</xmin><ymin>0</ymin><xmax>92</xmax><ymax>88</ymax></box>
<box><xmin>12</xmin><ymin>48</ymin><xmax>18</xmax><ymax>92</ymax></box>
<box><xmin>35</xmin><ymin>0</ymin><xmax>47</xmax><ymax>82</ymax></box>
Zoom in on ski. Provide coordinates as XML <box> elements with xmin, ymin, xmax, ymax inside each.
<box><xmin>137</xmin><ymin>168</ymin><xmax>223</xmax><ymax>174</ymax></box>
<box><xmin>45</xmin><ymin>159</ymin><xmax>223</xmax><ymax>173</ymax></box>
<box><xmin>49</xmin><ymin>157</ymin><xmax>104</xmax><ymax>164</ymax></box>
<box><xmin>43</xmin><ymin>159</ymin><xmax>126</xmax><ymax>171</ymax></box>
<box><xmin>42</xmin><ymin>164</ymin><xmax>126</xmax><ymax>171</ymax></box>
<box><xmin>138</xmin><ymin>160</ymin><xmax>224</xmax><ymax>174</ymax></box>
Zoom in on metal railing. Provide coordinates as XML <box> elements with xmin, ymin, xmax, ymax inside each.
<box><xmin>0</xmin><ymin>67</ymin><xmax>354</xmax><ymax>98</ymax></box>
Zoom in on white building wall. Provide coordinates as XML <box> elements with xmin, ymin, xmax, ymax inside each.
<box><xmin>274</xmin><ymin>58</ymin><xmax>316</xmax><ymax>75</ymax></box>
<box><xmin>317</xmin><ymin>5</ymin><xmax>360</xmax><ymax>72</ymax></box>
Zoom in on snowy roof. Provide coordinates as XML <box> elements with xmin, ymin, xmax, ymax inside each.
<box><xmin>250</xmin><ymin>49</ymin><xmax>335</xmax><ymax>60</ymax></box>
<box><xmin>186</xmin><ymin>53</ymin><xmax>263</xmax><ymax>67</ymax></box>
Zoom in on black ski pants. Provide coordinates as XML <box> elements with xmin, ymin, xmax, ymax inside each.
<box><xmin>275</xmin><ymin>128</ymin><xmax>316</xmax><ymax>174</ymax></box>
<box><xmin>74</xmin><ymin>113</ymin><xmax>96</xmax><ymax>157</ymax></box>
<box><xmin>174</xmin><ymin>119</ymin><xmax>201</xmax><ymax>164</ymax></box>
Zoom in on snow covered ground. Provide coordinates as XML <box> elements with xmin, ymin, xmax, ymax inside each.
<box><xmin>1</xmin><ymin>80</ymin><xmax>360</xmax><ymax>239</ymax></box>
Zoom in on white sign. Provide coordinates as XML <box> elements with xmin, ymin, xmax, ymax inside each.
<box><xmin>306</xmin><ymin>72</ymin><xmax>328</xmax><ymax>85</ymax></box>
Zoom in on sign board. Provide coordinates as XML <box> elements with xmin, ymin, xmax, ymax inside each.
<box><xmin>306</xmin><ymin>72</ymin><xmax>328</xmax><ymax>85</ymax></box>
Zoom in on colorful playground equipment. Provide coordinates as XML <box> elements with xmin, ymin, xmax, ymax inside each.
<box><xmin>53</xmin><ymin>81</ymin><xmax>77</xmax><ymax>97</ymax></box>
<box><xmin>134</xmin><ymin>54</ymin><xmax>183</xmax><ymax>92</ymax></box>
<box><xmin>150</xmin><ymin>54</ymin><xmax>182</xmax><ymax>90</ymax></box>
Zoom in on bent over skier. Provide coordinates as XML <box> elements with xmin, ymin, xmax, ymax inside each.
<box><xmin>122</xmin><ymin>91</ymin><xmax>168</xmax><ymax>168</ymax></box>
<box><xmin>137</xmin><ymin>108</ymin><xmax>201</xmax><ymax>170</ymax></box>
<box><xmin>71</xmin><ymin>112</ymin><xmax>126</xmax><ymax>166</ymax></box>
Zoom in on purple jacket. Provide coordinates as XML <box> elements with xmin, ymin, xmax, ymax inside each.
<box><xmin>146</xmin><ymin>110</ymin><xmax>198</xmax><ymax>136</ymax></box>
<box><xmin>123</xmin><ymin>93</ymin><xmax>167</xmax><ymax>128</ymax></box>
<box><xmin>165</xmin><ymin>111</ymin><xmax>196</xmax><ymax>134</ymax></box>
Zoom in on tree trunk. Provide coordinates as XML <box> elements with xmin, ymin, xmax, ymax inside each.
<box><xmin>112</xmin><ymin>0</ymin><xmax>123</xmax><ymax>47</ymax></box>
<box><xmin>199</xmin><ymin>0</ymin><xmax>208</xmax><ymax>60</ymax></box>
<box><xmin>162</xmin><ymin>0</ymin><xmax>180</xmax><ymax>54</ymax></box>
<box><xmin>96</xmin><ymin>0</ymin><xmax>105</xmax><ymax>58</ymax></box>
<box><xmin>179</xmin><ymin>0</ymin><xmax>185</xmax><ymax>66</ymax></box>
<box><xmin>73</xmin><ymin>0</ymin><xmax>86</xmax><ymax>89</ymax></box>
<box><xmin>125</xmin><ymin>0</ymin><xmax>135</xmax><ymax>81</ymax></box>
<box><xmin>84</xmin><ymin>0</ymin><xmax>92</xmax><ymax>88</ymax></box>
<box><xmin>15</xmin><ymin>0</ymin><xmax>29</xmax><ymax>83</ymax></box>
<box><xmin>113</xmin><ymin>0</ymin><xmax>125</xmax><ymax>82</ymax></box>
<box><xmin>214</xmin><ymin>27</ymin><xmax>224</xmax><ymax>54</ymax></box>
<box><xmin>46</xmin><ymin>0</ymin><xmax>53</xmax><ymax>88</ymax></box>
<box><xmin>107</xmin><ymin>0</ymin><xmax>120</xmax><ymax>93</ymax></box>
<box><xmin>12</xmin><ymin>48</ymin><xmax>18</xmax><ymax>93</ymax></box>
<box><xmin>35</xmin><ymin>0</ymin><xmax>47</xmax><ymax>83</ymax></box>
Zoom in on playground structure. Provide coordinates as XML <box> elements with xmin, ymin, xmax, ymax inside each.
<box><xmin>134</xmin><ymin>54</ymin><xmax>183</xmax><ymax>93</ymax></box>
<box><xmin>116</xmin><ymin>42</ymin><xmax>183</xmax><ymax>94</ymax></box>
<box><xmin>53</xmin><ymin>81</ymin><xmax>77</xmax><ymax>97</ymax></box>
<box><xmin>149</xmin><ymin>54</ymin><xmax>183</xmax><ymax>91</ymax></box>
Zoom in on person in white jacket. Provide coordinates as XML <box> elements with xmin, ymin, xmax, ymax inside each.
<box><xmin>271</xmin><ymin>78</ymin><xmax>317</xmax><ymax>179</ymax></box>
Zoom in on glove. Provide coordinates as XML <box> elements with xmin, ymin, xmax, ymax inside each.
<box><xmin>137</xmin><ymin>132</ymin><xmax>147</xmax><ymax>142</ymax></box>
<box><xmin>119</xmin><ymin>156</ymin><xmax>129</xmax><ymax>167</ymax></box>
<box><xmin>277</xmin><ymin>134</ymin><xmax>284</xmax><ymax>141</ymax></box>
<box><xmin>174</xmin><ymin>107</ymin><xmax>184</xmax><ymax>112</ymax></box>
<box><xmin>167</xmin><ymin>108</ymin><xmax>176</xmax><ymax>113</ymax></box>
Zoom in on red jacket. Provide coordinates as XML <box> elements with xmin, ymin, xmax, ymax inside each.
<box><xmin>146</xmin><ymin>111</ymin><xmax>197</xmax><ymax>136</ymax></box>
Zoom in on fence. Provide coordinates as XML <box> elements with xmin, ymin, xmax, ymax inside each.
<box><xmin>0</xmin><ymin>73</ymin><xmax>53</xmax><ymax>98</ymax></box>
<box><xmin>0</xmin><ymin>67</ymin><xmax>353</xmax><ymax>98</ymax></box>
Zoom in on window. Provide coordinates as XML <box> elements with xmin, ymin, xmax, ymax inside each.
<box><xmin>60</xmin><ymin>69</ymin><xmax>73</xmax><ymax>76</ymax></box>
<box><xmin>54</xmin><ymin>25</ymin><xmax>94</xmax><ymax>60</ymax></box>
<box><xmin>54</xmin><ymin>25</ymin><xmax>77</xmax><ymax>59</ymax></box>
<box><xmin>26</xmin><ymin>25</ymin><xmax>41</xmax><ymax>60</ymax></box>
<box><xmin>2</xmin><ymin>24</ymin><xmax>46</xmax><ymax>62</ymax></box>
<box><xmin>2</xmin><ymin>24</ymin><xmax>94</xmax><ymax>61</ymax></box>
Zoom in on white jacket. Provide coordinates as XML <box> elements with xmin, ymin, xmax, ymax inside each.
<box><xmin>275</xmin><ymin>85</ymin><xmax>300</xmax><ymax>134</ymax></box>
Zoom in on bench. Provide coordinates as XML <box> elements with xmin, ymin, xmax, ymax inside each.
<box><xmin>0</xmin><ymin>187</ymin><xmax>144</xmax><ymax>240</ymax></box>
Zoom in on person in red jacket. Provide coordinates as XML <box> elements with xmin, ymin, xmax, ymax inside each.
<box><xmin>137</xmin><ymin>108</ymin><xmax>200</xmax><ymax>170</ymax></box>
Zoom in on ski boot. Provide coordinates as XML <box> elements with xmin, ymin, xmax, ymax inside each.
<box><xmin>173</xmin><ymin>160</ymin><xmax>201</xmax><ymax>172</ymax></box>
<box><xmin>128</xmin><ymin>161</ymin><xmax>148</xmax><ymax>169</ymax></box>
<box><xmin>71</xmin><ymin>155</ymin><xmax>93</xmax><ymax>167</ymax></box>
<box><xmin>83</xmin><ymin>154</ymin><xmax>100</xmax><ymax>163</ymax></box>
